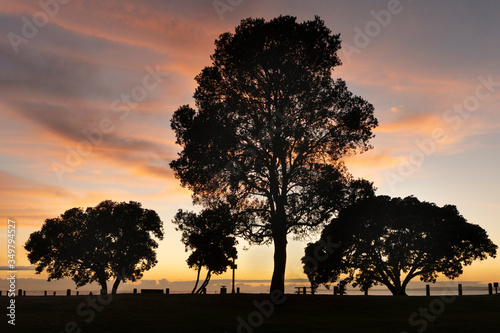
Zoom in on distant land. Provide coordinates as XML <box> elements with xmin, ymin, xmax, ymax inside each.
<box><xmin>0</xmin><ymin>277</ymin><xmax>495</xmax><ymax>296</ymax></box>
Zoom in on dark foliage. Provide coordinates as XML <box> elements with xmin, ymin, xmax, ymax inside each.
<box><xmin>303</xmin><ymin>196</ymin><xmax>497</xmax><ymax>295</ymax></box>
<box><xmin>173</xmin><ymin>206</ymin><xmax>237</xmax><ymax>294</ymax></box>
<box><xmin>24</xmin><ymin>200</ymin><xmax>164</xmax><ymax>294</ymax></box>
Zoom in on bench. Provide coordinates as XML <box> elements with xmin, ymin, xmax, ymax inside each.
<box><xmin>141</xmin><ymin>289</ymin><xmax>164</xmax><ymax>294</ymax></box>
<box><xmin>294</xmin><ymin>286</ymin><xmax>310</xmax><ymax>294</ymax></box>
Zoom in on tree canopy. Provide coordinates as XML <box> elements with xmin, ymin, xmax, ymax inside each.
<box><xmin>302</xmin><ymin>196</ymin><xmax>498</xmax><ymax>295</ymax></box>
<box><xmin>24</xmin><ymin>200</ymin><xmax>164</xmax><ymax>294</ymax></box>
<box><xmin>170</xmin><ymin>15</ymin><xmax>378</xmax><ymax>294</ymax></box>
<box><xmin>173</xmin><ymin>206</ymin><xmax>237</xmax><ymax>294</ymax></box>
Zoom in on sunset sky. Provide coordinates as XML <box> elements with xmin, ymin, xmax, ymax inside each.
<box><xmin>1</xmin><ymin>0</ymin><xmax>499</xmax><ymax>291</ymax></box>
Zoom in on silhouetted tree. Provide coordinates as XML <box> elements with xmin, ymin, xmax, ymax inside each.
<box><xmin>336</xmin><ymin>280</ymin><xmax>348</xmax><ymax>295</ymax></box>
<box><xmin>24</xmin><ymin>200</ymin><xmax>164</xmax><ymax>294</ymax></box>
<box><xmin>170</xmin><ymin>15</ymin><xmax>378</xmax><ymax>295</ymax></box>
<box><xmin>302</xmin><ymin>196</ymin><xmax>497</xmax><ymax>296</ymax></box>
<box><xmin>173</xmin><ymin>206</ymin><xmax>237</xmax><ymax>294</ymax></box>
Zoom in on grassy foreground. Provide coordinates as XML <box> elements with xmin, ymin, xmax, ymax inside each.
<box><xmin>1</xmin><ymin>293</ymin><xmax>499</xmax><ymax>332</ymax></box>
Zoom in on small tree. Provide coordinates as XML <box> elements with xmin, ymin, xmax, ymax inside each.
<box><xmin>303</xmin><ymin>196</ymin><xmax>497</xmax><ymax>296</ymax></box>
<box><xmin>336</xmin><ymin>280</ymin><xmax>348</xmax><ymax>295</ymax></box>
<box><xmin>25</xmin><ymin>200</ymin><xmax>164</xmax><ymax>294</ymax></box>
<box><xmin>173</xmin><ymin>206</ymin><xmax>237</xmax><ymax>294</ymax></box>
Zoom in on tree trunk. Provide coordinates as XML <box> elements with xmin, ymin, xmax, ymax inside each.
<box><xmin>111</xmin><ymin>275</ymin><xmax>122</xmax><ymax>295</ymax></box>
<box><xmin>196</xmin><ymin>270</ymin><xmax>211</xmax><ymax>294</ymax></box>
<box><xmin>392</xmin><ymin>283</ymin><xmax>408</xmax><ymax>296</ymax></box>
<box><xmin>96</xmin><ymin>268</ymin><xmax>108</xmax><ymax>295</ymax></box>
<box><xmin>98</xmin><ymin>276</ymin><xmax>108</xmax><ymax>295</ymax></box>
<box><xmin>192</xmin><ymin>266</ymin><xmax>201</xmax><ymax>294</ymax></box>
<box><xmin>395</xmin><ymin>286</ymin><xmax>408</xmax><ymax>296</ymax></box>
<box><xmin>379</xmin><ymin>268</ymin><xmax>408</xmax><ymax>296</ymax></box>
<box><xmin>270</xmin><ymin>226</ymin><xmax>287</xmax><ymax>296</ymax></box>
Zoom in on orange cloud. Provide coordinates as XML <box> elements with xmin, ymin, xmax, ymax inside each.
<box><xmin>376</xmin><ymin>113</ymin><xmax>444</xmax><ymax>135</ymax></box>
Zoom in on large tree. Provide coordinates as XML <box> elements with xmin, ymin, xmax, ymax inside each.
<box><xmin>170</xmin><ymin>16</ymin><xmax>378</xmax><ymax>295</ymax></box>
<box><xmin>173</xmin><ymin>206</ymin><xmax>238</xmax><ymax>294</ymax></box>
<box><xmin>24</xmin><ymin>200</ymin><xmax>164</xmax><ymax>294</ymax></box>
<box><xmin>302</xmin><ymin>196</ymin><xmax>498</xmax><ymax>295</ymax></box>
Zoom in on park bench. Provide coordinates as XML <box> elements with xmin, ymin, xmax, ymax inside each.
<box><xmin>294</xmin><ymin>286</ymin><xmax>311</xmax><ymax>294</ymax></box>
<box><xmin>141</xmin><ymin>289</ymin><xmax>164</xmax><ymax>294</ymax></box>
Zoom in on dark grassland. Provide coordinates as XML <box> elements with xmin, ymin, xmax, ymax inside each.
<box><xmin>1</xmin><ymin>293</ymin><xmax>498</xmax><ymax>332</ymax></box>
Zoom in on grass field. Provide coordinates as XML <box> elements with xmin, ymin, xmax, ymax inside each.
<box><xmin>1</xmin><ymin>293</ymin><xmax>499</xmax><ymax>332</ymax></box>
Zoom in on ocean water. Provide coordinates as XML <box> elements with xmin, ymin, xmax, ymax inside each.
<box><xmin>10</xmin><ymin>287</ymin><xmax>495</xmax><ymax>297</ymax></box>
